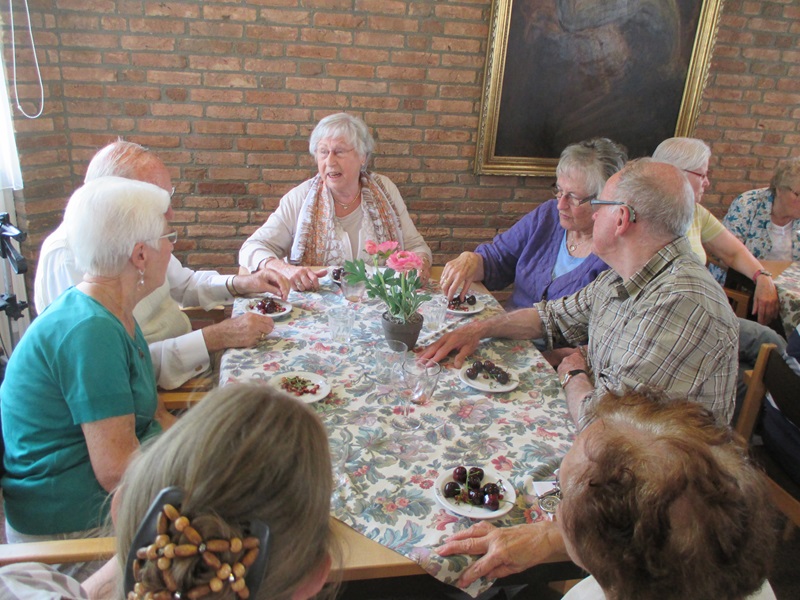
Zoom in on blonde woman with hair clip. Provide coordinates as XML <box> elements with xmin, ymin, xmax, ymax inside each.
<box><xmin>0</xmin><ymin>383</ymin><xmax>339</xmax><ymax>600</ymax></box>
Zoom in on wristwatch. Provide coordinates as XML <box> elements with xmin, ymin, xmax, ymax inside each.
<box><xmin>560</xmin><ymin>369</ymin><xmax>588</xmax><ymax>388</ymax></box>
<box><xmin>752</xmin><ymin>268</ymin><xmax>772</xmax><ymax>283</ymax></box>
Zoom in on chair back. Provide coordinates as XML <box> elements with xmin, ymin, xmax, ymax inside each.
<box><xmin>764</xmin><ymin>346</ymin><xmax>800</xmax><ymax>428</ymax></box>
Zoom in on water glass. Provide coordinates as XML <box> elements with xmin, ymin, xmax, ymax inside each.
<box><xmin>422</xmin><ymin>297</ymin><xmax>448</xmax><ymax>330</ymax></box>
<box><xmin>328</xmin><ymin>305</ymin><xmax>355</xmax><ymax>344</ymax></box>
<box><xmin>329</xmin><ymin>438</ymin><xmax>350</xmax><ymax>504</ymax></box>
<box><xmin>342</xmin><ymin>278</ymin><xmax>366</xmax><ymax>302</ymax></box>
<box><xmin>372</xmin><ymin>340</ymin><xmax>408</xmax><ymax>384</ymax></box>
<box><xmin>391</xmin><ymin>358</ymin><xmax>441</xmax><ymax>431</ymax></box>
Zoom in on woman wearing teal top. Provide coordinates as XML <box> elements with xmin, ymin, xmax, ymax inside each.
<box><xmin>1</xmin><ymin>176</ymin><xmax>177</xmax><ymax>551</ymax></box>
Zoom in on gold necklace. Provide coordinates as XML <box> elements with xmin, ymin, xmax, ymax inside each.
<box><xmin>333</xmin><ymin>188</ymin><xmax>361</xmax><ymax>210</ymax></box>
<box><xmin>568</xmin><ymin>232</ymin><xmax>591</xmax><ymax>253</ymax></box>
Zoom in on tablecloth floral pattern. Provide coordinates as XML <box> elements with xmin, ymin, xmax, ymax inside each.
<box><xmin>775</xmin><ymin>261</ymin><xmax>800</xmax><ymax>337</ymax></box>
<box><xmin>220</xmin><ymin>280</ymin><xmax>575</xmax><ymax>597</ymax></box>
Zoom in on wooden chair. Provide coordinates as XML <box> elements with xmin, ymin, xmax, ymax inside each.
<box><xmin>735</xmin><ymin>343</ymin><xmax>800</xmax><ymax>527</ymax></box>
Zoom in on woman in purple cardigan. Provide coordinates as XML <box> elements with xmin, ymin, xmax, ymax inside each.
<box><xmin>441</xmin><ymin>138</ymin><xmax>627</xmax><ymax>310</ymax></box>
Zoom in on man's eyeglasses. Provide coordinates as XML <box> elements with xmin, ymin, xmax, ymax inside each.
<box><xmin>783</xmin><ymin>185</ymin><xmax>800</xmax><ymax>197</ymax></box>
<box><xmin>683</xmin><ymin>168</ymin><xmax>711</xmax><ymax>181</ymax></box>
<box><xmin>589</xmin><ymin>199</ymin><xmax>637</xmax><ymax>223</ymax></box>
<box><xmin>551</xmin><ymin>183</ymin><xmax>596</xmax><ymax>207</ymax></box>
<box><xmin>536</xmin><ymin>469</ymin><xmax>561</xmax><ymax>514</ymax></box>
<box><xmin>158</xmin><ymin>230</ymin><xmax>178</xmax><ymax>244</ymax></box>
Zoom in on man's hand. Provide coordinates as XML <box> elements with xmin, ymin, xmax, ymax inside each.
<box><xmin>440</xmin><ymin>252</ymin><xmax>484</xmax><ymax>301</ymax></box>
<box><xmin>752</xmin><ymin>275</ymin><xmax>779</xmax><ymax>325</ymax></box>
<box><xmin>436</xmin><ymin>521</ymin><xmax>567</xmax><ymax>588</ymax></box>
<box><xmin>202</xmin><ymin>313</ymin><xmax>274</xmax><ymax>353</ymax></box>
<box><xmin>234</xmin><ymin>269</ymin><xmax>290</xmax><ymax>300</ymax></box>
<box><xmin>556</xmin><ymin>350</ymin><xmax>588</xmax><ymax>380</ymax></box>
<box><xmin>262</xmin><ymin>260</ymin><xmax>327</xmax><ymax>292</ymax></box>
<box><xmin>419</xmin><ymin>323</ymin><xmax>483</xmax><ymax>368</ymax></box>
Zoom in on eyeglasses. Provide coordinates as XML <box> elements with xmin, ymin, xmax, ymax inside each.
<box><xmin>589</xmin><ymin>199</ymin><xmax>637</xmax><ymax>223</ymax></box>
<box><xmin>316</xmin><ymin>146</ymin><xmax>355</xmax><ymax>160</ymax></box>
<box><xmin>158</xmin><ymin>230</ymin><xmax>178</xmax><ymax>244</ymax></box>
<box><xmin>683</xmin><ymin>168</ymin><xmax>711</xmax><ymax>181</ymax></box>
<box><xmin>783</xmin><ymin>186</ymin><xmax>800</xmax><ymax>197</ymax></box>
<box><xmin>551</xmin><ymin>183</ymin><xmax>596</xmax><ymax>207</ymax></box>
<box><xmin>536</xmin><ymin>469</ymin><xmax>562</xmax><ymax>514</ymax></box>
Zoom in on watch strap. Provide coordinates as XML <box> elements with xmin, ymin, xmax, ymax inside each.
<box><xmin>752</xmin><ymin>268</ymin><xmax>772</xmax><ymax>283</ymax></box>
<box><xmin>560</xmin><ymin>368</ymin><xmax>588</xmax><ymax>388</ymax></box>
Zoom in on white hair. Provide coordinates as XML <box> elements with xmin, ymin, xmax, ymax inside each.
<box><xmin>557</xmin><ymin>138</ymin><xmax>628</xmax><ymax>197</ymax></box>
<box><xmin>85</xmin><ymin>140</ymin><xmax>153</xmax><ymax>183</ymax></box>
<box><xmin>64</xmin><ymin>176</ymin><xmax>170</xmax><ymax>277</ymax></box>
<box><xmin>652</xmin><ymin>137</ymin><xmax>711</xmax><ymax>172</ymax></box>
<box><xmin>308</xmin><ymin>113</ymin><xmax>375</xmax><ymax>165</ymax></box>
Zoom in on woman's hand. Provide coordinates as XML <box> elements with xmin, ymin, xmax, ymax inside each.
<box><xmin>753</xmin><ymin>275</ymin><xmax>779</xmax><ymax>325</ymax></box>
<box><xmin>441</xmin><ymin>252</ymin><xmax>484</xmax><ymax>300</ymax></box>
<box><xmin>436</xmin><ymin>521</ymin><xmax>568</xmax><ymax>588</ymax></box>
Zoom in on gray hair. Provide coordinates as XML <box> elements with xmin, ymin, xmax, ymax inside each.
<box><xmin>557</xmin><ymin>138</ymin><xmax>628</xmax><ymax>197</ymax></box>
<box><xmin>85</xmin><ymin>140</ymin><xmax>155</xmax><ymax>183</ymax></box>
<box><xmin>114</xmin><ymin>384</ymin><xmax>336</xmax><ymax>600</ymax></box>
<box><xmin>770</xmin><ymin>156</ymin><xmax>800</xmax><ymax>192</ymax></box>
<box><xmin>309</xmin><ymin>113</ymin><xmax>375</xmax><ymax>166</ymax></box>
<box><xmin>652</xmin><ymin>137</ymin><xmax>711</xmax><ymax>172</ymax></box>
<box><xmin>64</xmin><ymin>176</ymin><xmax>169</xmax><ymax>277</ymax></box>
<box><xmin>615</xmin><ymin>158</ymin><xmax>694</xmax><ymax>238</ymax></box>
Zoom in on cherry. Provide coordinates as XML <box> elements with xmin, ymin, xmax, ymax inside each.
<box><xmin>453</xmin><ymin>466</ymin><xmax>467</xmax><ymax>484</ymax></box>
<box><xmin>443</xmin><ymin>482</ymin><xmax>461</xmax><ymax>498</ymax></box>
<box><xmin>468</xmin><ymin>467</ymin><xmax>484</xmax><ymax>480</ymax></box>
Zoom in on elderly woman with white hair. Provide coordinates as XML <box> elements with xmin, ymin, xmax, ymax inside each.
<box><xmin>239</xmin><ymin>112</ymin><xmax>432</xmax><ymax>291</ymax></box>
<box><xmin>0</xmin><ymin>176</ymin><xmax>176</xmax><ymax>558</ymax></box>
<box><xmin>653</xmin><ymin>137</ymin><xmax>779</xmax><ymax>325</ymax></box>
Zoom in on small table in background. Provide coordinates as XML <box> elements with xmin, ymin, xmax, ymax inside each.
<box><xmin>772</xmin><ymin>261</ymin><xmax>800</xmax><ymax>337</ymax></box>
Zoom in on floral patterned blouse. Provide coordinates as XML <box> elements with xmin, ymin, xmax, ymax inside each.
<box><xmin>722</xmin><ymin>187</ymin><xmax>800</xmax><ymax>261</ymax></box>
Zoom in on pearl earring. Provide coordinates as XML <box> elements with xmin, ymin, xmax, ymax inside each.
<box><xmin>138</xmin><ymin>269</ymin><xmax>145</xmax><ymax>288</ymax></box>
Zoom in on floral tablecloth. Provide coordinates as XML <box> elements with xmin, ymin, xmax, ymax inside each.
<box><xmin>219</xmin><ymin>281</ymin><xmax>575</xmax><ymax>597</ymax></box>
<box><xmin>775</xmin><ymin>261</ymin><xmax>800</xmax><ymax>337</ymax></box>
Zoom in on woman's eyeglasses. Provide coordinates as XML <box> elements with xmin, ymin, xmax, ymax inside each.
<box><xmin>683</xmin><ymin>168</ymin><xmax>711</xmax><ymax>181</ymax></box>
<box><xmin>551</xmin><ymin>183</ymin><xmax>596</xmax><ymax>207</ymax></box>
<box><xmin>536</xmin><ymin>469</ymin><xmax>562</xmax><ymax>514</ymax></box>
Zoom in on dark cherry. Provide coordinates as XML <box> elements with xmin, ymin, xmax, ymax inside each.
<box><xmin>495</xmin><ymin>372</ymin><xmax>510</xmax><ymax>385</ymax></box>
<box><xmin>466</xmin><ymin>295</ymin><xmax>477</xmax><ymax>305</ymax></box>
<box><xmin>472</xmin><ymin>361</ymin><xmax>483</xmax><ymax>372</ymax></box>
<box><xmin>482</xmin><ymin>361</ymin><xmax>495</xmax><ymax>370</ymax></box>
<box><xmin>483</xmin><ymin>493</ymin><xmax>500</xmax><ymax>511</ymax></box>
<box><xmin>468</xmin><ymin>488</ymin><xmax>484</xmax><ymax>506</ymax></box>
<box><xmin>468</xmin><ymin>467</ymin><xmax>484</xmax><ymax>481</ymax></box>
<box><xmin>443</xmin><ymin>481</ymin><xmax>461</xmax><ymax>499</ymax></box>
<box><xmin>468</xmin><ymin>474</ymin><xmax>482</xmax><ymax>490</ymax></box>
<box><xmin>465</xmin><ymin>368</ymin><xmax>477</xmax><ymax>379</ymax></box>
<box><xmin>482</xmin><ymin>482</ymin><xmax>500</xmax><ymax>496</ymax></box>
<box><xmin>453</xmin><ymin>466</ymin><xmax>467</xmax><ymax>484</ymax></box>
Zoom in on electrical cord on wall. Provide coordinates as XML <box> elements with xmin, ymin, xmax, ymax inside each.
<box><xmin>8</xmin><ymin>0</ymin><xmax>44</xmax><ymax>118</ymax></box>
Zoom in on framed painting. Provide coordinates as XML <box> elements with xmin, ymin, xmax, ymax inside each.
<box><xmin>475</xmin><ymin>0</ymin><xmax>724</xmax><ymax>176</ymax></box>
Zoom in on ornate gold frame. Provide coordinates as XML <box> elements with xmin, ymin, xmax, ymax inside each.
<box><xmin>475</xmin><ymin>0</ymin><xmax>724</xmax><ymax>176</ymax></box>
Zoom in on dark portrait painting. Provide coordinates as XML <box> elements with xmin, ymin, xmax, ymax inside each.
<box><xmin>475</xmin><ymin>0</ymin><xmax>723</xmax><ymax>176</ymax></box>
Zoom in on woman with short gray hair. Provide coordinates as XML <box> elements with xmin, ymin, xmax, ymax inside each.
<box><xmin>441</xmin><ymin>137</ymin><xmax>627</xmax><ymax>310</ymax></box>
<box><xmin>0</xmin><ymin>176</ymin><xmax>177</xmax><ymax>572</ymax></box>
<box><xmin>240</xmin><ymin>112</ymin><xmax>432</xmax><ymax>290</ymax></box>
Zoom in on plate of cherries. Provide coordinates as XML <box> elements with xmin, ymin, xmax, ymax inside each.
<box><xmin>247</xmin><ymin>296</ymin><xmax>292</xmax><ymax>318</ymax></box>
<box><xmin>434</xmin><ymin>465</ymin><xmax>516</xmax><ymax>520</ymax></box>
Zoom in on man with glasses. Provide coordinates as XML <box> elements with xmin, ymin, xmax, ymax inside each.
<box><xmin>34</xmin><ymin>140</ymin><xmax>290</xmax><ymax>389</ymax></box>
<box><xmin>423</xmin><ymin>159</ymin><xmax>738</xmax><ymax>428</ymax></box>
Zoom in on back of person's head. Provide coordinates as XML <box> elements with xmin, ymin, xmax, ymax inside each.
<box><xmin>86</xmin><ymin>139</ymin><xmax>171</xmax><ymax>191</ymax></box>
<box><xmin>560</xmin><ymin>392</ymin><xmax>776</xmax><ymax>600</ymax></box>
<box><xmin>63</xmin><ymin>176</ymin><xmax>169</xmax><ymax>277</ymax></box>
<box><xmin>115</xmin><ymin>384</ymin><xmax>335</xmax><ymax>600</ymax></box>
<box><xmin>652</xmin><ymin>137</ymin><xmax>711</xmax><ymax>172</ymax></box>
<box><xmin>557</xmin><ymin>138</ymin><xmax>628</xmax><ymax>197</ymax></box>
<box><xmin>770</xmin><ymin>156</ymin><xmax>800</xmax><ymax>192</ymax></box>
<box><xmin>614</xmin><ymin>157</ymin><xmax>694</xmax><ymax>238</ymax></box>
<box><xmin>309</xmin><ymin>112</ymin><xmax>375</xmax><ymax>165</ymax></box>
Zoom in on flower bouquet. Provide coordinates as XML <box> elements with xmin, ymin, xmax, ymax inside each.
<box><xmin>344</xmin><ymin>241</ymin><xmax>431</xmax><ymax>348</ymax></box>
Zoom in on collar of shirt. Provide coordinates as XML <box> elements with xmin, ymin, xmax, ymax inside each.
<box><xmin>615</xmin><ymin>237</ymin><xmax>691</xmax><ymax>300</ymax></box>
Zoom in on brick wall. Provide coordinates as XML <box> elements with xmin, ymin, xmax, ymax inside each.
<box><xmin>3</xmin><ymin>0</ymin><xmax>799</xmax><ymax>296</ymax></box>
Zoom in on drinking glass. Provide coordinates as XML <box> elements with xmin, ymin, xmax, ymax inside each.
<box><xmin>421</xmin><ymin>297</ymin><xmax>448</xmax><ymax>330</ymax></box>
<box><xmin>341</xmin><ymin>278</ymin><xmax>366</xmax><ymax>302</ymax></box>
<box><xmin>327</xmin><ymin>305</ymin><xmax>355</xmax><ymax>344</ymax></box>
<box><xmin>372</xmin><ymin>340</ymin><xmax>408</xmax><ymax>384</ymax></box>
<box><xmin>329</xmin><ymin>438</ymin><xmax>350</xmax><ymax>505</ymax></box>
<box><xmin>390</xmin><ymin>358</ymin><xmax>441</xmax><ymax>431</ymax></box>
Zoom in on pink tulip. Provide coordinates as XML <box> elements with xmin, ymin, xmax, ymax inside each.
<box><xmin>387</xmin><ymin>250</ymin><xmax>423</xmax><ymax>273</ymax></box>
<box><xmin>364</xmin><ymin>240</ymin><xmax>379</xmax><ymax>255</ymax></box>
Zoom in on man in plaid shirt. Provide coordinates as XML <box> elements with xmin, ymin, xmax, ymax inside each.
<box><xmin>423</xmin><ymin>159</ymin><xmax>738</xmax><ymax>428</ymax></box>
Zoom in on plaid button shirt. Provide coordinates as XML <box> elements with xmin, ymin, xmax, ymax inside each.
<box><xmin>537</xmin><ymin>237</ymin><xmax>738</xmax><ymax>425</ymax></box>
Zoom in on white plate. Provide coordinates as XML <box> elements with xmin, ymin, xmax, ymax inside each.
<box><xmin>434</xmin><ymin>466</ymin><xmax>516</xmax><ymax>520</ymax></box>
<box><xmin>446</xmin><ymin>299</ymin><xmax>485</xmax><ymax>315</ymax></box>
<box><xmin>269</xmin><ymin>371</ymin><xmax>330</xmax><ymax>403</ymax></box>
<box><xmin>459</xmin><ymin>363</ymin><xmax>519</xmax><ymax>393</ymax></box>
<box><xmin>246</xmin><ymin>297</ymin><xmax>293</xmax><ymax>318</ymax></box>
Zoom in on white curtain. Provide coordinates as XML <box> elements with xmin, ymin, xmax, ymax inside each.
<box><xmin>0</xmin><ymin>57</ymin><xmax>23</xmax><ymax>191</ymax></box>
